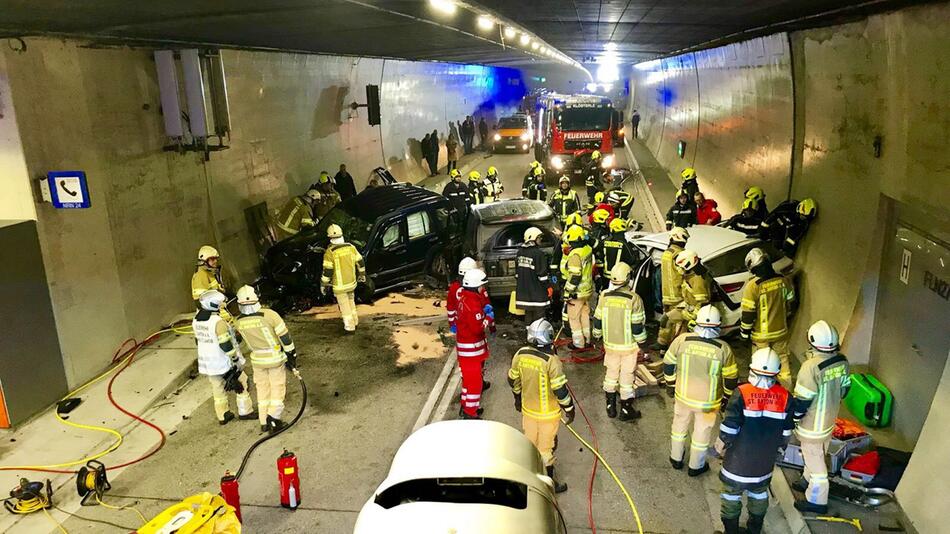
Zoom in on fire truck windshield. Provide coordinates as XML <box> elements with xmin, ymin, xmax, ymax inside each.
<box><xmin>557</xmin><ymin>107</ymin><xmax>612</xmax><ymax>131</ymax></box>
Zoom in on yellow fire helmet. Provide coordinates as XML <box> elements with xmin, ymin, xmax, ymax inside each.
<box><xmin>741</xmin><ymin>197</ymin><xmax>757</xmax><ymax>211</ymax></box>
<box><xmin>594</xmin><ymin>191</ymin><xmax>605</xmax><ymax>204</ymax></box>
<box><xmin>744</xmin><ymin>186</ymin><xmax>764</xmax><ymax>201</ymax></box>
<box><xmin>681</xmin><ymin>167</ymin><xmax>697</xmax><ymax>180</ymax></box>
<box><xmin>533</xmin><ymin>166</ymin><xmax>544</xmax><ymax>177</ymax></box>
<box><xmin>591</xmin><ymin>150</ymin><xmax>601</xmax><ymax>160</ymax></box>
<box><xmin>797</xmin><ymin>198</ymin><xmax>817</xmax><ymax>218</ymax></box>
<box><xmin>563</xmin><ymin>212</ymin><xmax>584</xmax><ymax>227</ymax></box>
<box><xmin>592</xmin><ymin>208</ymin><xmax>611</xmax><ymax>224</ymax></box>
<box><xmin>530</xmin><ymin>160</ymin><xmax>541</xmax><ymax>168</ymax></box>
<box><xmin>564</xmin><ymin>224</ymin><xmax>588</xmax><ymax>244</ymax></box>
<box><xmin>487</xmin><ymin>166</ymin><xmax>498</xmax><ymax>177</ymax></box>
<box><xmin>319</xmin><ymin>171</ymin><xmax>331</xmax><ymax>184</ymax></box>
<box><xmin>468</xmin><ymin>170</ymin><xmax>482</xmax><ymax>181</ymax></box>
<box><xmin>609</xmin><ymin>218</ymin><xmax>628</xmax><ymax>233</ymax></box>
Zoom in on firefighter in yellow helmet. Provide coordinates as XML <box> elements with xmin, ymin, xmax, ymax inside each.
<box><xmin>585</xmin><ymin>151</ymin><xmax>605</xmax><ymax>203</ymax></box>
<box><xmin>192</xmin><ymin>245</ymin><xmax>228</xmax><ymax>303</ymax></box>
<box><xmin>275</xmin><ymin>187</ymin><xmax>321</xmax><ymax>241</ymax></box>
<box><xmin>523</xmin><ymin>161</ymin><xmax>545</xmax><ymax>197</ymax></box>
<box><xmin>321</xmin><ymin>224</ymin><xmax>367</xmax><ymax>333</ymax></box>
<box><xmin>680</xmin><ymin>167</ymin><xmax>699</xmax><ymax>199</ymax></box>
<box><xmin>741</xmin><ymin>248</ymin><xmax>796</xmax><ymax>388</ymax></box>
<box><xmin>549</xmin><ymin>175</ymin><xmax>580</xmax><ymax>224</ymax></box>
<box><xmin>484</xmin><ymin>166</ymin><xmax>504</xmax><ymax>202</ymax></box>
<box><xmin>655</xmin><ymin>227</ymin><xmax>689</xmax><ymax>352</ymax></box>
<box><xmin>468</xmin><ymin>171</ymin><xmax>487</xmax><ymax>205</ymax></box>
<box><xmin>675</xmin><ymin>249</ymin><xmax>711</xmax><ymax>327</ymax></box>
<box><xmin>313</xmin><ymin>172</ymin><xmax>342</xmax><ymax>220</ymax></box>
<box><xmin>526</xmin><ymin>166</ymin><xmax>547</xmax><ymax>201</ymax></box>
<box><xmin>563</xmin><ymin>225</ymin><xmax>594</xmax><ymax>349</ymax></box>
<box><xmin>593</xmin><ymin>262</ymin><xmax>648</xmax><ymax>421</ymax></box>
<box><xmin>663</xmin><ymin>304</ymin><xmax>738</xmax><ymax>475</ymax></box>
<box><xmin>234</xmin><ymin>285</ymin><xmax>296</xmax><ymax>433</ymax></box>
<box><xmin>601</xmin><ymin>217</ymin><xmax>636</xmax><ymax>276</ymax></box>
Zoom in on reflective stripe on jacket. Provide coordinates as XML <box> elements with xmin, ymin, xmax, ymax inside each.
<box><xmin>191</xmin><ymin>267</ymin><xmax>225</xmax><ymax>300</ymax></box>
<box><xmin>719</xmin><ymin>382</ymin><xmax>794</xmax><ymax>489</ymax></box>
<box><xmin>740</xmin><ymin>274</ymin><xmax>795</xmax><ymax>342</ymax></box>
<box><xmin>661</xmin><ymin>244</ymin><xmax>684</xmax><ymax>305</ymax></box>
<box><xmin>234</xmin><ymin>309</ymin><xmax>292</xmax><ymax>368</ymax></box>
<box><xmin>593</xmin><ymin>288</ymin><xmax>647</xmax><ymax>350</ymax></box>
<box><xmin>680</xmin><ymin>271</ymin><xmax>710</xmax><ymax>321</ymax></box>
<box><xmin>322</xmin><ymin>242</ymin><xmax>365</xmax><ymax>293</ymax></box>
<box><xmin>794</xmin><ymin>350</ymin><xmax>850</xmax><ymax>440</ymax></box>
<box><xmin>275</xmin><ymin>196</ymin><xmax>312</xmax><ymax>237</ymax></box>
<box><xmin>564</xmin><ymin>245</ymin><xmax>594</xmax><ymax>298</ymax></box>
<box><xmin>509</xmin><ymin>346</ymin><xmax>569</xmax><ymax>420</ymax></box>
<box><xmin>193</xmin><ymin>312</ymin><xmax>240</xmax><ymax>375</ymax></box>
<box><xmin>663</xmin><ymin>334</ymin><xmax>738</xmax><ymax>411</ymax></box>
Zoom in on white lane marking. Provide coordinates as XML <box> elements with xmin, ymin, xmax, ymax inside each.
<box><xmin>433</xmin><ymin>373</ymin><xmax>462</xmax><ymax>424</ymax></box>
<box><xmin>412</xmin><ymin>349</ymin><xmax>457</xmax><ymax>432</ymax></box>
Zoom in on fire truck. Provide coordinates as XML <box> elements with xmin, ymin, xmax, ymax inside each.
<box><xmin>535</xmin><ymin>94</ymin><xmax>617</xmax><ymax>175</ymax></box>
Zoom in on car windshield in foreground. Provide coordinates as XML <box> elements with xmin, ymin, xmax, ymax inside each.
<box><xmin>558</xmin><ymin>107</ymin><xmax>612</xmax><ymax>131</ymax></box>
<box><xmin>498</xmin><ymin>117</ymin><xmax>527</xmax><ymax>129</ymax></box>
<box><xmin>313</xmin><ymin>207</ymin><xmax>373</xmax><ymax>250</ymax></box>
<box><xmin>374</xmin><ymin>478</ymin><xmax>528</xmax><ymax>510</ymax></box>
<box><xmin>704</xmin><ymin>241</ymin><xmax>787</xmax><ymax>277</ymax></box>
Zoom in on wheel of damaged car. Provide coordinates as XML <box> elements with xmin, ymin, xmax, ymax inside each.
<box><xmin>424</xmin><ymin>247</ymin><xmax>450</xmax><ymax>289</ymax></box>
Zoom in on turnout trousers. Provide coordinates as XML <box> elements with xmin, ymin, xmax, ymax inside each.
<box><xmin>335</xmin><ymin>290</ymin><xmax>358</xmax><ymax>332</ymax></box>
<box><xmin>800</xmin><ymin>435</ymin><xmax>831</xmax><ymax>506</ymax></box>
<box><xmin>603</xmin><ymin>347</ymin><xmax>639</xmax><ymax>400</ymax></box>
<box><xmin>670</xmin><ymin>399</ymin><xmax>717</xmax><ymax>470</ymax></box>
<box><xmin>206</xmin><ymin>371</ymin><xmax>253</xmax><ymax>421</ymax></box>
<box><xmin>253</xmin><ymin>364</ymin><xmax>287</xmax><ymax>425</ymax></box>
<box><xmin>523</xmin><ymin>415</ymin><xmax>560</xmax><ymax>467</ymax></box>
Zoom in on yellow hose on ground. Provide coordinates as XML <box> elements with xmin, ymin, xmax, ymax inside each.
<box><xmin>95</xmin><ymin>494</ymin><xmax>148</xmax><ymax>525</ymax></box>
<box><xmin>0</xmin><ymin>328</ymin><xmax>173</xmax><ymax>471</ymax></box>
<box><xmin>565</xmin><ymin>423</ymin><xmax>645</xmax><ymax>534</ymax></box>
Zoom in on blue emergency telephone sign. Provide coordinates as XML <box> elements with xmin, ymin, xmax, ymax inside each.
<box><xmin>48</xmin><ymin>171</ymin><xmax>91</xmax><ymax>209</ymax></box>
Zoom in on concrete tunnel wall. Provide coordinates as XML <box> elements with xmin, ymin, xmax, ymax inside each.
<box><xmin>627</xmin><ymin>2</ymin><xmax>950</xmax><ymax>365</ymax></box>
<box><xmin>1</xmin><ymin>38</ymin><xmax>524</xmax><ymax>389</ymax></box>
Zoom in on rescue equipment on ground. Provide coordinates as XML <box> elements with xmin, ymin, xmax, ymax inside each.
<box><xmin>4</xmin><ymin>478</ymin><xmax>53</xmax><ymax>514</ymax></box>
<box><xmin>277</xmin><ymin>450</ymin><xmax>301</xmax><ymax>509</ymax></box>
<box><xmin>136</xmin><ymin>492</ymin><xmax>241</xmax><ymax>534</ymax></box>
<box><xmin>76</xmin><ymin>460</ymin><xmax>111</xmax><ymax>505</ymax></box>
<box><xmin>220</xmin><ymin>471</ymin><xmax>242</xmax><ymax>522</ymax></box>
<box><xmin>844</xmin><ymin>373</ymin><xmax>893</xmax><ymax>427</ymax></box>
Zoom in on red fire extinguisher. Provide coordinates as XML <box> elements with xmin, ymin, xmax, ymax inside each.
<box><xmin>220</xmin><ymin>471</ymin><xmax>242</xmax><ymax>522</ymax></box>
<box><xmin>277</xmin><ymin>450</ymin><xmax>301</xmax><ymax>509</ymax></box>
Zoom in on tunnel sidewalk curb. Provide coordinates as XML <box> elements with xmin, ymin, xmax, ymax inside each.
<box><xmin>622</xmin><ymin>139</ymin><xmax>666</xmax><ymax>232</ymax></box>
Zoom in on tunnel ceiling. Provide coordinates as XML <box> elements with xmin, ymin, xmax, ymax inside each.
<box><xmin>0</xmin><ymin>0</ymin><xmax>932</xmax><ymax>67</ymax></box>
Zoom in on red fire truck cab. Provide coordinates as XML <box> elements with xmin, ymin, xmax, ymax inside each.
<box><xmin>536</xmin><ymin>94</ymin><xmax>617</xmax><ymax>176</ymax></box>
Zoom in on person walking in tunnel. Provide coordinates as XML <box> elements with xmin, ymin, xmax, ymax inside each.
<box><xmin>442</xmin><ymin>169</ymin><xmax>471</xmax><ymax>219</ymax></box>
<box><xmin>716</xmin><ymin>348</ymin><xmax>794</xmax><ymax>534</ymax></box>
<box><xmin>421</xmin><ymin>133</ymin><xmax>433</xmax><ymax>175</ymax></box>
<box><xmin>509</xmin><ymin>318</ymin><xmax>575</xmax><ymax>493</ymax></box>
<box><xmin>428</xmin><ymin>129</ymin><xmax>441</xmax><ymax>175</ymax></box>
<box><xmin>445</xmin><ymin>134</ymin><xmax>459</xmax><ymax>174</ymax></box>
<box><xmin>515</xmin><ymin>227</ymin><xmax>552</xmax><ymax>330</ymax></box>
<box><xmin>631</xmin><ymin>109</ymin><xmax>641</xmax><ymax>139</ymax></box>
<box><xmin>462</xmin><ymin>116</ymin><xmax>476</xmax><ymax>154</ymax></box>
<box><xmin>456</xmin><ymin>268</ymin><xmax>495</xmax><ymax>419</ymax></box>
<box><xmin>549</xmin><ymin>175</ymin><xmax>580</xmax><ymax>225</ymax></box>
<box><xmin>274</xmin><ymin>187</ymin><xmax>321</xmax><ymax>241</ymax></box>
<box><xmin>194</xmin><ymin>290</ymin><xmax>256</xmax><ymax>425</ymax></box>
<box><xmin>468</xmin><ymin>171</ymin><xmax>488</xmax><ymax>205</ymax></box>
<box><xmin>744</xmin><ymin>186</ymin><xmax>769</xmax><ymax>220</ymax></box>
<box><xmin>484</xmin><ymin>166</ymin><xmax>504</xmax><ymax>201</ymax></box>
<box><xmin>655</xmin><ymin>227</ymin><xmax>689</xmax><ymax>354</ymax></box>
<box><xmin>761</xmin><ymin>198</ymin><xmax>817</xmax><ymax>257</ymax></box>
<box><xmin>695</xmin><ymin>192</ymin><xmax>721</xmax><ymax>225</ymax></box>
<box><xmin>679</xmin><ymin>167</ymin><xmax>700</xmax><ymax>200</ymax></box>
<box><xmin>333</xmin><ymin>163</ymin><xmax>357</xmax><ymax>201</ymax></box>
<box><xmin>664</xmin><ymin>304</ymin><xmax>738</xmax><ymax>476</ymax></box>
<box><xmin>321</xmin><ymin>224</ymin><xmax>366</xmax><ymax>333</ymax></box>
<box><xmin>192</xmin><ymin>245</ymin><xmax>229</xmax><ymax>304</ymax></box>
<box><xmin>666</xmin><ymin>189</ymin><xmax>697</xmax><ymax>230</ymax></box>
<box><xmin>234</xmin><ymin>285</ymin><xmax>296</xmax><ymax>433</ymax></box>
<box><xmin>593</xmin><ymin>262</ymin><xmax>648</xmax><ymax>421</ymax></box>
<box><xmin>725</xmin><ymin>198</ymin><xmax>764</xmax><ymax>236</ymax></box>
<box><xmin>741</xmin><ymin>248</ymin><xmax>796</xmax><ymax>389</ymax></box>
<box><xmin>563</xmin><ymin>225</ymin><xmax>595</xmax><ymax>349</ymax></box>
<box><xmin>792</xmin><ymin>321</ymin><xmax>851</xmax><ymax>515</ymax></box>
<box><xmin>478</xmin><ymin>117</ymin><xmax>489</xmax><ymax>150</ymax></box>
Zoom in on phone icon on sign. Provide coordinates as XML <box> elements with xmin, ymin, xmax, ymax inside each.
<box><xmin>59</xmin><ymin>180</ymin><xmax>79</xmax><ymax>197</ymax></box>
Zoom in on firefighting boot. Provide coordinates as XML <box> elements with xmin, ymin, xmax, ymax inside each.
<box><xmin>266</xmin><ymin>415</ymin><xmax>286</xmax><ymax>434</ymax></box>
<box><xmin>669</xmin><ymin>457</ymin><xmax>684</xmax><ymax>470</ymax></box>
<box><xmin>746</xmin><ymin>514</ymin><xmax>765</xmax><ymax>534</ymax></box>
<box><xmin>546</xmin><ymin>466</ymin><xmax>567</xmax><ymax>493</ymax></box>
<box><xmin>618</xmin><ymin>398</ymin><xmax>641</xmax><ymax>421</ymax></box>
<box><xmin>794</xmin><ymin>500</ymin><xmax>828</xmax><ymax>514</ymax></box>
<box><xmin>718</xmin><ymin>517</ymin><xmax>741</xmax><ymax>534</ymax></box>
<box><xmin>605</xmin><ymin>392</ymin><xmax>618</xmax><ymax>418</ymax></box>
<box><xmin>219</xmin><ymin>411</ymin><xmax>235</xmax><ymax>426</ymax></box>
<box><xmin>481</xmin><ymin>380</ymin><xmax>491</xmax><ymax>391</ymax></box>
<box><xmin>238</xmin><ymin>410</ymin><xmax>259</xmax><ymax>421</ymax></box>
<box><xmin>688</xmin><ymin>463</ymin><xmax>709</xmax><ymax>477</ymax></box>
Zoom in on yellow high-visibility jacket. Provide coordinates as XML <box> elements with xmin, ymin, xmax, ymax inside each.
<box><xmin>508</xmin><ymin>346</ymin><xmax>571</xmax><ymax>420</ymax></box>
<box><xmin>564</xmin><ymin>245</ymin><xmax>594</xmax><ymax>298</ymax></box>
<box><xmin>661</xmin><ymin>244</ymin><xmax>685</xmax><ymax>305</ymax></box>
<box><xmin>234</xmin><ymin>308</ymin><xmax>293</xmax><ymax>368</ymax></box>
<box><xmin>740</xmin><ymin>274</ymin><xmax>795</xmax><ymax>342</ymax></box>
<box><xmin>663</xmin><ymin>333</ymin><xmax>738</xmax><ymax>411</ymax></box>
<box><xmin>794</xmin><ymin>350</ymin><xmax>850</xmax><ymax>440</ymax></box>
<box><xmin>321</xmin><ymin>242</ymin><xmax>366</xmax><ymax>293</ymax></box>
<box><xmin>593</xmin><ymin>287</ymin><xmax>647</xmax><ymax>351</ymax></box>
<box><xmin>274</xmin><ymin>195</ymin><xmax>314</xmax><ymax>240</ymax></box>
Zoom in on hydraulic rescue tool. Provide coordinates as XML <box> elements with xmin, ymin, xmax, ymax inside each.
<box><xmin>804</xmin><ymin>515</ymin><xmax>863</xmax><ymax>531</ymax></box>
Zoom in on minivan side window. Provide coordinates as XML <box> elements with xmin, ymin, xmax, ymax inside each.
<box><xmin>407</xmin><ymin>211</ymin><xmax>431</xmax><ymax>240</ymax></box>
<box><xmin>381</xmin><ymin>222</ymin><xmax>402</xmax><ymax>248</ymax></box>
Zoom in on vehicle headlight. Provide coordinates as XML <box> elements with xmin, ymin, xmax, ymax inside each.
<box><xmin>493</xmin><ymin>134</ymin><xmax>501</xmax><ymax>141</ymax></box>
<box><xmin>601</xmin><ymin>154</ymin><xmax>615</xmax><ymax>168</ymax></box>
<box><xmin>520</xmin><ymin>133</ymin><xmax>530</xmax><ymax>141</ymax></box>
<box><xmin>551</xmin><ymin>156</ymin><xmax>564</xmax><ymax>169</ymax></box>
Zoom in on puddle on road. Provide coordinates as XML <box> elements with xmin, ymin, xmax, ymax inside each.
<box><xmin>301</xmin><ymin>292</ymin><xmax>444</xmax><ymax>320</ymax></box>
<box><xmin>392</xmin><ymin>325</ymin><xmax>446</xmax><ymax>367</ymax></box>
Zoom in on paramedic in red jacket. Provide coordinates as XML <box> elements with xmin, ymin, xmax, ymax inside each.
<box><xmin>456</xmin><ymin>268</ymin><xmax>496</xmax><ymax>419</ymax></box>
<box><xmin>446</xmin><ymin>257</ymin><xmax>483</xmax><ymax>333</ymax></box>
<box><xmin>695</xmin><ymin>192</ymin><xmax>721</xmax><ymax>225</ymax></box>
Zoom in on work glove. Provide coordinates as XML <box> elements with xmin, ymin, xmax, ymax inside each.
<box><xmin>666</xmin><ymin>384</ymin><xmax>676</xmax><ymax>398</ymax></box>
<box><xmin>720</xmin><ymin>395</ymin><xmax>731</xmax><ymax>412</ymax></box>
<box><xmin>358</xmin><ymin>275</ymin><xmax>367</xmax><ymax>284</ymax></box>
<box><xmin>687</xmin><ymin>319</ymin><xmax>696</xmax><ymax>330</ymax></box>
<box><xmin>513</xmin><ymin>393</ymin><xmax>522</xmax><ymax>412</ymax></box>
<box><xmin>449</xmin><ymin>324</ymin><xmax>457</xmax><ymax>334</ymax></box>
<box><xmin>561</xmin><ymin>405</ymin><xmax>575</xmax><ymax>425</ymax></box>
<box><xmin>483</xmin><ymin>304</ymin><xmax>495</xmax><ymax>320</ymax></box>
<box><xmin>284</xmin><ymin>350</ymin><xmax>298</xmax><ymax>370</ymax></box>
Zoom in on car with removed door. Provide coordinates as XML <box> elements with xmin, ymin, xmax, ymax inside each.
<box><xmin>354</xmin><ymin>420</ymin><xmax>565</xmax><ymax>534</ymax></box>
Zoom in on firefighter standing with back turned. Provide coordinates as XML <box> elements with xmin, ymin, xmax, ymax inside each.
<box><xmin>792</xmin><ymin>320</ymin><xmax>851</xmax><ymax>514</ymax></box>
<box><xmin>321</xmin><ymin>224</ymin><xmax>366</xmax><ymax>333</ymax></box>
<box><xmin>655</xmin><ymin>227</ymin><xmax>689</xmax><ymax>354</ymax></box>
<box><xmin>234</xmin><ymin>285</ymin><xmax>297</xmax><ymax>433</ymax></box>
<box><xmin>740</xmin><ymin>248</ymin><xmax>796</xmax><ymax>389</ymax></box>
<box><xmin>456</xmin><ymin>268</ymin><xmax>495</xmax><ymax>419</ymax></box>
<box><xmin>509</xmin><ymin>318</ymin><xmax>575</xmax><ymax>493</ymax></box>
<box><xmin>663</xmin><ymin>305</ymin><xmax>738</xmax><ymax>476</ymax></box>
<box><xmin>514</xmin><ymin>227</ymin><xmax>553</xmax><ymax>329</ymax></box>
<box><xmin>593</xmin><ymin>262</ymin><xmax>648</xmax><ymax>421</ymax></box>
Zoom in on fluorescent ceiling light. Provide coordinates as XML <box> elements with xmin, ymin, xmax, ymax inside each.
<box><xmin>504</xmin><ymin>27</ymin><xmax>517</xmax><ymax>39</ymax></box>
<box><xmin>429</xmin><ymin>0</ymin><xmax>456</xmax><ymax>15</ymax></box>
<box><xmin>604</xmin><ymin>42</ymin><xmax>617</xmax><ymax>51</ymax></box>
<box><xmin>531</xmin><ymin>41</ymin><xmax>540</xmax><ymax>50</ymax></box>
<box><xmin>476</xmin><ymin>16</ymin><xmax>494</xmax><ymax>31</ymax></box>
<box><xmin>519</xmin><ymin>33</ymin><xmax>530</xmax><ymax>46</ymax></box>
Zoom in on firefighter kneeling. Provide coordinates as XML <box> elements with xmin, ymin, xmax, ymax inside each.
<box><xmin>321</xmin><ymin>224</ymin><xmax>366</xmax><ymax>333</ymax></box>
<box><xmin>509</xmin><ymin>318</ymin><xmax>575</xmax><ymax>493</ymax></box>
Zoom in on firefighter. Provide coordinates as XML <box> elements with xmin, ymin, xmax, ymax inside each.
<box><xmin>589</xmin><ymin>208</ymin><xmax>613</xmax><ymax>285</ymax></box>
<box><xmin>587</xmin><ymin>192</ymin><xmax>616</xmax><ymax>224</ymax></box>
<box><xmin>549</xmin><ymin>175</ymin><xmax>580</xmax><ymax>224</ymax></box>
<box><xmin>601</xmin><ymin>218</ymin><xmax>637</xmax><ymax>276</ymax></box>
<box><xmin>313</xmin><ymin>173</ymin><xmax>342</xmax><ymax>221</ymax></box>
<box><xmin>484</xmin><ymin>166</ymin><xmax>504</xmax><ymax>202</ymax></box>
<box><xmin>320</xmin><ymin>224</ymin><xmax>366</xmax><ymax>333</ymax></box>
<box><xmin>716</xmin><ymin>348</ymin><xmax>794</xmax><ymax>534</ymax></box>
<box><xmin>446</xmin><ymin>257</ymin><xmax>478</xmax><ymax>334</ymax></box>
<box><xmin>509</xmin><ymin>318</ymin><xmax>575</xmax><ymax>493</ymax></box>
<box><xmin>468</xmin><ymin>171</ymin><xmax>487</xmax><ymax>205</ymax></box>
<box><xmin>563</xmin><ymin>225</ymin><xmax>594</xmax><ymax>349</ymax></box>
<box><xmin>679</xmin><ymin>167</ymin><xmax>700</xmax><ymax>199</ymax></box>
<box><xmin>193</xmin><ymin>290</ymin><xmax>255</xmax><ymax>425</ymax></box>
<box><xmin>456</xmin><ymin>268</ymin><xmax>495</xmax><ymax>419</ymax></box>
<box><xmin>442</xmin><ymin>169</ymin><xmax>471</xmax><ymax>218</ymax></box>
<box><xmin>515</xmin><ymin>227</ymin><xmax>552</xmax><ymax>328</ymax></box>
<box><xmin>585</xmin><ymin>151</ymin><xmax>605</xmax><ymax>203</ymax></box>
<box><xmin>740</xmin><ymin>248</ymin><xmax>796</xmax><ymax>388</ymax></box>
<box><xmin>655</xmin><ymin>227</ymin><xmax>689</xmax><ymax>352</ymax></box>
<box><xmin>523</xmin><ymin>161</ymin><xmax>544</xmax><ymax>198</ymax></box>
<box><xmin>274</xmin><ymin>188</ymin><xmax>321</xmax><ymax>241</ymax></box>
<box><xmin>192</xmin><ymin>245</ymin><xmax>228</xmax><ymax>303</ymax></box>
<box><xmin>593</xmin><ymin>262</ymin><xmax>648</xmax><ymax>420</ymax></box>
<box><xmin>663</xmin><ymin>305</ymin><xmax>738</xmax><ymax>476</ymax></box>
<box><xmin>526</xmin><ymin>168</ymin><xmax>547</xmax><ymax>201</ymax></box>
<box><xmin>234</xmin><ymin>285</ymin><xmax>296</xmax><ymax>433</ymax></box>
<box><xmin>744</xmin><ymin>186</ymin><xmax>768</xmax><ymax>220</ymax></box>
<box><xmin>607</xmin><ymin>189</ymin><xmax>635</xmax><ymax>223</ymax></box>
<box><xmin>676</xmin><ymin>250</ymin><xmax>711</xmax><ymax>330</ymax></box>
<box><xmin>725</xmin><ymin>198</ymin><xmax>763</xmax><ymax>237</ymax></box>
<box><xmin>760</xmin><ymin>198</ymin><xmax>817</xmax><ymax>257</ymax></box>
<box><xmin>665</xmin><ymin>188</ymin><xmax>697</xmax><ymax>230</ymax></box>
<box><xmin>792</xmin><ymin>321</ymin><xmax>851</xmax><ymax>514</ymax></box>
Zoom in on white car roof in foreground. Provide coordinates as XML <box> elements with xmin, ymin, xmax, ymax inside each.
<box><xmin>630</xmin><ymin>225</ymin><xmax>754</xmax><ymax>258</ymax></box>
<box><xmin>376</xmin><ymin>420</ymin><xmax>547</xmax><ymax>493</ymax></box>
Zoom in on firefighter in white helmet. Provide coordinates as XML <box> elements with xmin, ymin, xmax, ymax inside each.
<box><xmin>274</xmin><ymin>187</ymin><xmax>321</xmax><ymax>241</ymax></box>
<box><xmin>192</xmin><ymin>245</ymin><xmax>227</xmax><ymax>302</ymax></box>
<box><xmin>663</xmin><ymin>304</ymin><xmax>738</xmax><ymax>476</ymax></box>
<box><xmin>234</xmin><ymin>285</ymin><xmax>297</xmax><ymax>433</ymax></box>
<box><xmin>593</xmin><ymin>262</ymin><xmax>648</xmax><ymax>421</ymax></box>
<box><xmin>321</xmin><ymin>224</ymin><xmax>367</xmax><ymax>333</ymax></box>
<box><xmin>655</xmin><ymin>227</ymin><xmax>689</xmax><ymax>352</ymax></box>
<box><xmin>792</xmin><ymin>321</ymin><xmax>851</xmax><ymax>514</ymax></box>
<box><xmin>740</xmin><ymin>248</ymin><xmax>796</xmax><ymax>388</ymax></box>
<box><xmin>193</xmin><ymin>290</ymin><xmax>255</xmax><ymax>425</ymax></box>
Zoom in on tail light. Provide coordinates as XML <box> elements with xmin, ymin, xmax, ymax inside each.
<box><xmin>720</xmin><ymin>282</ymin><xmax>744</xmax><ymax>294</ymax></box>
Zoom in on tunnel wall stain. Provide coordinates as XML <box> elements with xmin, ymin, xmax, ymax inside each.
<box><xmin>1</xmin><ymin>39</ymin><xmax>523</xmax><ymax>388</ymax></box>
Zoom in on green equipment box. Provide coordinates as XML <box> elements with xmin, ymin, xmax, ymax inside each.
<box><xmin>845</xmin><ymin>373</ymin><xmax>893</xmax><ymax>428</ymax></box>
